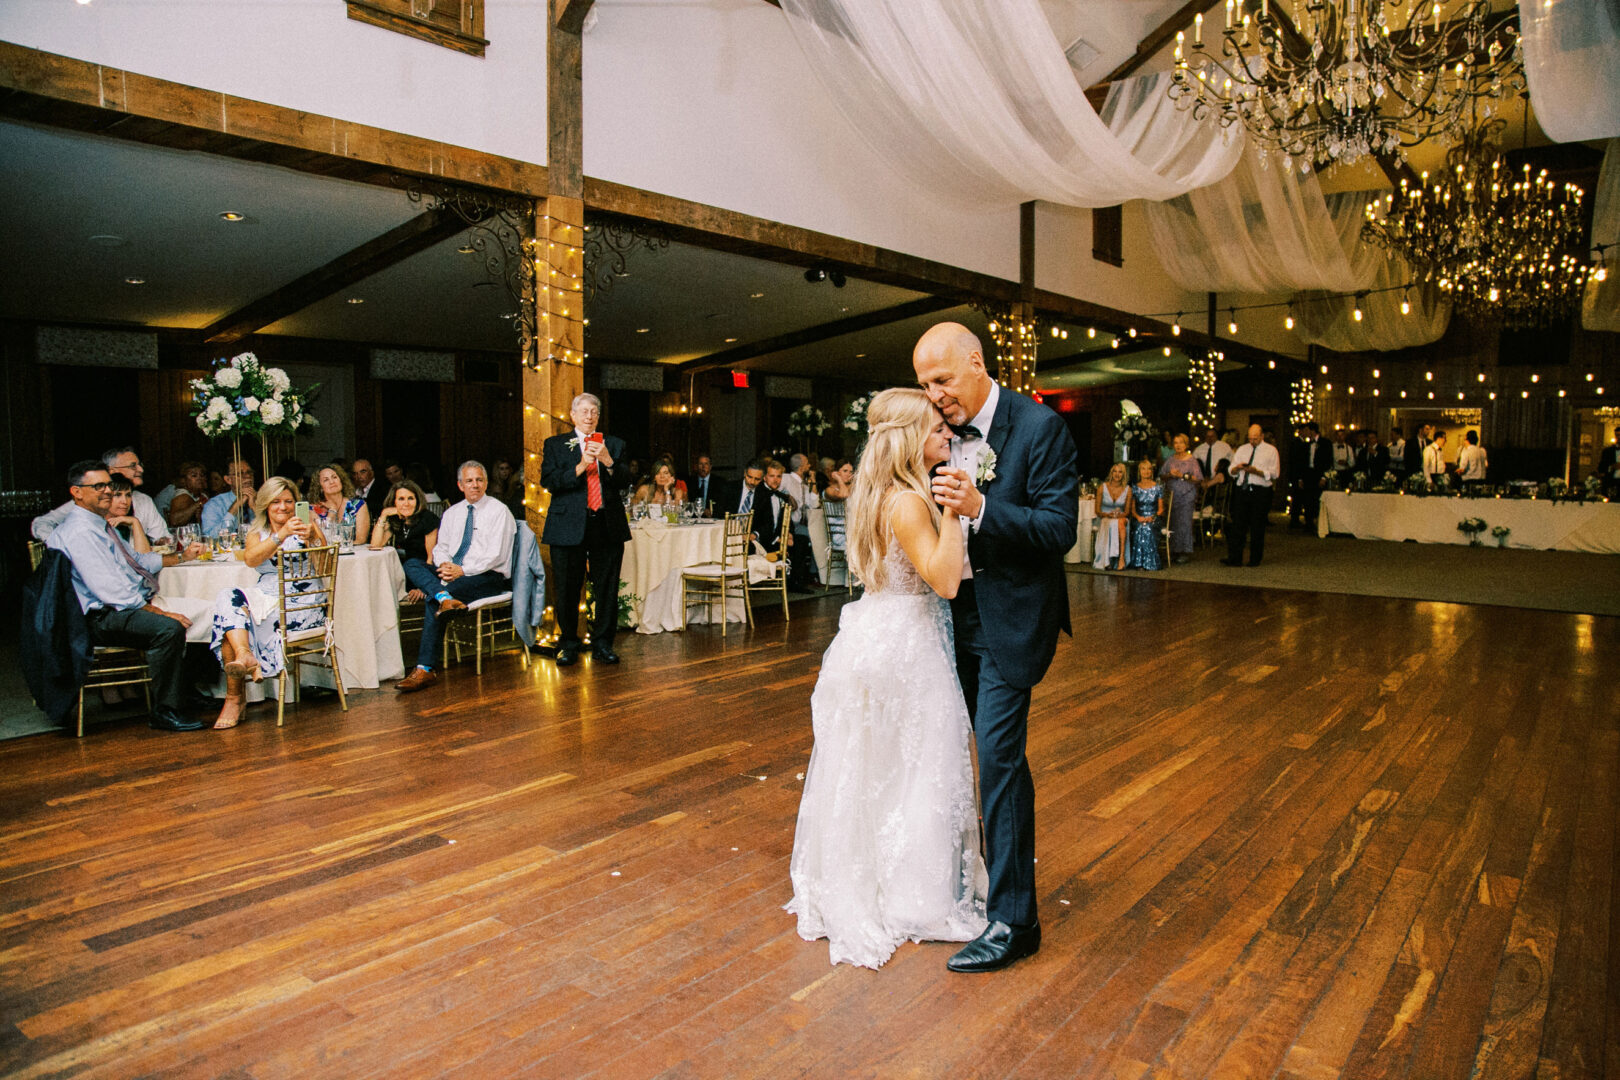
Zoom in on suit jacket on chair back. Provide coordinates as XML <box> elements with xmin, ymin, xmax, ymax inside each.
<box><xmin>965</xmin><ymin>390</ymin><xmax>1079</xmax><ymax>691</ymax></box>
<box><xmin>540</xmin><ymin>433</ymin><xmax>633</xmax><ymax>547</ymax></box>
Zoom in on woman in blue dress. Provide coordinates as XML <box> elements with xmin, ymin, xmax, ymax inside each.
<box><xmin>210</xmin><ymin>477</ymin><xmax>328</xmax><ymax>729</ymax></box>
<box><xmin>1092</xmin><ymin>462</ymin><xmax>1131</xmax><ymax>571</ymax></box>
<box><xmin>311</xmin><ymin>463</ymin><xmax>371</xmax><ymax>545</ymax></box>
<box><xmin>1128</xmin><ymin>458</ymin><xmax>1165</xmax><ymax>571</ymax></box>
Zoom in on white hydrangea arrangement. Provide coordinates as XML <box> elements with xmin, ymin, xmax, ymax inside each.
<box><xmin>189</xmin><ymin>352</ymin><xmax>318</xmax><ymax>437</ymax></box>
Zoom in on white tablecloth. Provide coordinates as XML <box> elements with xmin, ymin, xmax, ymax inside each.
<box><xmin>1064</xmin><ymin>497</ymin><xmax>1098</xmax><ymax>564</ymax></box>
<box><xmin>157</xmin><ymin>546</ymin><xmax>408</xmax><ymax>693</ymax></box>
<box><xmin>1319</xmin><ymin>492</ymin><xmax>1620</xmax><ymax>552</ymax></box>
<box><xmin>620</xmin><ymin>520</ymin><xmax>727</xmax><ymax>633</ymax></box>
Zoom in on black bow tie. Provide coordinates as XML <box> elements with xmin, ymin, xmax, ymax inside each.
<box><xmin>951</xmin><ymin>423</ymin><xmax>983</xmax><ymax>441</ymax></box>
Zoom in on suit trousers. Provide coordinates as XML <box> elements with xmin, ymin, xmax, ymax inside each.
<box><xmin>949</xmin><ymin>579</ymin><xmax>1037</xmax><ymax>929</ymax></box>
<box><xmin>551</xmin><ymin>510</ymin><xmax>625</xmax><ymax>650</ymax></box>
<box><xmin>85</xmin><ymin>606</ymin><xmax>187</xmax><ymax>711</ymax></box>
<box><xmin>1227</xmin><ymin>484</ymin><xmax>1273</xmax><ymax>565</ymax></box>
<box><xmin>402</xmin><ymin>561</ymin><xmax>510</xmax><ymax>670</ymax></box>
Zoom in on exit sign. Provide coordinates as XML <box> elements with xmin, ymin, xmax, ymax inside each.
<box><xmin>731</xmin><ymin>370</ymin><xmax>750</xmax><ymax>388</ymax></box>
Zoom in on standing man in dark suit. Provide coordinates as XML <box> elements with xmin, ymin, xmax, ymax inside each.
<box><xmin>914</xmin><ymin>322</ymin><xmax>1078</xmax><ymax>974</ymax></box>
<box><xmin>1290</xmin><ymin>422</ymin><xmax>1331</xmax><ymax>529</ymax></box>
<box><xmin>685</xmin><ymin>455</ymin><xmax>716</xmax><ymax>517</ymax></box>
<box><xmin>541</xmin><ymin>393</ymin><xmax>633</xmax><ymax>667</ymax></box>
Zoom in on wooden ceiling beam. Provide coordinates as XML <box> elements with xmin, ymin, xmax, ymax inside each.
<box><xmin>554</xmin><ymin>0</ymin><xmax>594</xmax><ymax>34</ymax></box>
<box><xmin>675</xmin><ymin>296</ymin><xmax>959</xmax><ymax>376</ymax></box>
<box><xmin>1094</xmin><ymin>0</ymin><xmax>1228</xmax><ymax>89</ymax></box>
<box><xmin>198</xmin><ymin>209</ymin><xmax>469</xmax><ymax>345</ymax></box>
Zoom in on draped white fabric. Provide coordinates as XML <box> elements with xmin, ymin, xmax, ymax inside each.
<box><xmin>1520</xmin><ymin>0</ymin><xmax>1620</xmax><ymax>144</ymax></box>
<box><xmin>1583</xmin><ymin>139</ymin><xmax>1620</xmax><ymax>332</ymax></box>
<box><xmin>776</xmin><ymin>1</ymin><xmax>1244</xmax><ymax>206</ymax></box>
<box><xmin>1138</xmin><ymin>148</ymin><xmax>1380</xmax><ymax>293</ymax></box>
<box><xmin>1293</xmin><ymin>257</ymin><xmax>1450</xmax><ymax>352</ymax></box>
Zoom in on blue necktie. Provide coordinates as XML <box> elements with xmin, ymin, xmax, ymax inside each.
<box><xmin>452</xmin><ymin>505</ymin><xmax>476</xmax><ymax>564</ymax></box>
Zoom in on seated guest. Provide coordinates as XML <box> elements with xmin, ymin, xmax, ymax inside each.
<box><xmin>1128</xmin><ymin>458</ymin><xmax>1165</xmax><ymax>571</ymax></box>
<box><xmin>722</xmin><ymin>461</ymin><xmax>766</xmax><ymax>519</ymax></box>
<box><xmin>685</xmin><ymin>455</ymin><xmax>716</xmax><ymax>514</ymax></box>
<box><xmin>751</xmin><ymin>459</ymin><xmax>795</xmax><ymax>558</ymax></box>
<box><xmin>310</xmin><ymin>462</ymin><xmax>371</xmax><ymax>541</ymax></box>
<box><xmin>782</xmin><ymin>454</ymin><xmax>820</xmax><ymax>590</ymax></box>
<box><xmin>370</xmin><ymin>480</ymin><xmax>440</xmax><ymax>602</ymax></box>
<box><xmin>208</xmin><ymin>478</ymin><xmax>328</xmax><ymax>730</ymax></box>
<box><xmin>201</xmin><ymin>459</ymin><xmax>257</xmax><ymax>536</ymax></box>
<box><xmin>33</xmin><ymin>446</ymin><xmax>171</xmax><ymax>544</ymax></box>
<box><xmin>105</xmin><ymin>476</ymin><xmax>152</xmax><ymax>551</ymax></box>
<box><xmin>1093</xmin><ymin>463</ymin><xmax>1131</xmax><ymax>571</ymax></box>
<box><xmin>45</xmin><ymin>460</ymin><xmax>209</xmax><ymax>731</ymax></box>
<box><xmin>163</xmin><ymin>461</ymin><xmax>211</xmax><ymax>529</ymax></box>
<box><xmin>634</xmin><ymin>461</ymin><xmax>687</xmax><ymax>506</ymax></box>
<box><xmin>352</xmin><ymin>458</ymin><xmax>388</xmax><ymax>524</ymax></box>
<box><xmin>397</xmin><ymin>461</ymin><xmax>516</xmax><ymax>692</ymax></box>
<box><xmin>383</xmin><ymin>460</ymin><xmax>405</xmax><ymax>488</ymax></box>
<box><xmin>488</xmin><ymin>458</ymin><xmax>519</xmax><ymax>504</ymax></box>
<box><xmin>822</xmin><ymin>459</ymin><xmax>855</xmax><ymax>502</ymax></box>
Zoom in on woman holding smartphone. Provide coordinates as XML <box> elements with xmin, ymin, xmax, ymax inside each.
<box><xmin>207</xmin><ymin>477</ymin><xmax>328</xmax><ymax>730</ymax></box>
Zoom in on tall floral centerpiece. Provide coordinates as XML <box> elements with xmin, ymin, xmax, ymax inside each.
<box><xmin>1114</xmin><ymin>412</ymin><xmax>1155</xmax><ymax>462</ymax></box>
<box><xmin>787</xmin><ymin>403</ymin><xmax>830</xmax><ymax>456</ymax></box>
<box><xmin>189</xmin><ymin>352</ymin><xmax>319</xmax><ymax>482</ymax></box>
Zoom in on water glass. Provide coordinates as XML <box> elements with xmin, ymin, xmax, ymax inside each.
<box><xmin>338</xmin><ymin>522</ymin><xmax>356</xmax><ymax>553</ymax></box>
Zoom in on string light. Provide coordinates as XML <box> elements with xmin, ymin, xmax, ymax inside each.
<box><xmin>1171</xmin><ymin>316</ymin><xmax>1182</xmax><ymax>336</ymax></box>
<box><xmin>1290</xmin><ymin>377</ymin><xmax>1314</xmax><ymax>426</ymax></box>
<box><xmin>1227</xmin><ymin>309</ymin><xmax>1239</xmax><ymax>334</ymax></box>
<box><xmin>1188</xmin><ymin>350</ymin><xmax>1218</xmax><ymax>430</ymax></box>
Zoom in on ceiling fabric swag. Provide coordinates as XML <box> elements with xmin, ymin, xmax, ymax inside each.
<box><xmin>1584</xmin><ymin>139</ymin><xmax>1620</xmax><ymax>331</ymax></box>
<box><xmin>1519</xmin><ymin>0</ymin><xmax>1620</xmax><ymax>144</ymax></box>
<box><xmin>1293</xmin><ymin>256</ymin><xmax>1451</xmax><ymax>352</ymax></box>
<box><xmin>776</xmin><ymin>1</ymin><xmax>1244</xmax><ymax>207</ymax></box>
<box><xmin>1138</xmin><ymin>147</ymin><xmax>1380</xmax><ymax>294</ymax></box>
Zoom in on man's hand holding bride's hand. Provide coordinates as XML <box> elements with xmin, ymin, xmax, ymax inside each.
<box><xmin>931</xmin><ymin>466</ymin><xmax>981</xmax><ymax>518</ymax></box>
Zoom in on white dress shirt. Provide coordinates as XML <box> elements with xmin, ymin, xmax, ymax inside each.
<box><xmin>949</xmin><ymin>381</ymin><xmax>1000</xmax><ymax>579</ymax></box>
<box><xmin>33</xmin><ymin>490</ymin><xmax>170</xmax><ymax>543</ymax></box>
<box><xmin>1423</xmin><ymin>442</ymin><xmax>1447</xmax><ymax>481</ymax></box>
<box><xmin>1456</xmin><ymin>443</ymin><xmax>1488</xmax><ymax>481</ymax></box>
<box><xmin>1229</xmin><ymin>440</ymin><xmax>1279</xmax><ymax>487</ymax></box>
<box><xmin>1196</xmin><ymin>439</ymin><xmax>1233</xmax><ymax>478</ymax></box>
<box><xmin>1332</xmin><ymin>441</ymin><xmax>1355</xmax><ymax>470</ymax></box>
<box><xmin>779</xmin><ymin>472</ymin><xmax>818</xmax><ymax>527</ymax></box>
<box><xmin>431</xmin><ymin>495</ymin><xmax>515</xmax><ymax>578</ymax></box>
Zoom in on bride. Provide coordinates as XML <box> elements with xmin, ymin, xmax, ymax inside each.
<box><xmin>786</xmin><ymin>388</ymin><xmax>988</xmax><ymax>969</ymax></box>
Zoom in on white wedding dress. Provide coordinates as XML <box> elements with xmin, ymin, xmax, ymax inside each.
<box><xmin>786</xmin><ymin>522</ymin><xmax>988</xmax><ymax>969</ymax></box>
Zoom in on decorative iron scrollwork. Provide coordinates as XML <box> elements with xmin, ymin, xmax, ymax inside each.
<box><xmin>392</xmin><ymin>174</ymin><xmax>536</xmax><ymax>361</ymax></box>
<box><xmin>583</xmin><ymin>213</ymin><xmax>671</xmax><ymax>301</ymax></box>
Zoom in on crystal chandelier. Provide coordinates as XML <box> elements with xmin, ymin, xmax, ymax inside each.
<box><xmin>1169</xmin><ymin>0</ymin><xmax>1523</xmax><ymax>172</ymax></box>
<box><xmin>1361</xmin><ymin>119</ymin><xmax>1591</xmax><ymax>327</ymax></box>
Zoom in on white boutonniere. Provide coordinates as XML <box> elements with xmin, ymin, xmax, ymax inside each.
<box><xmin>567</xmin><ymin>436</ymin><xmax>581</xmax><ymax>452</ymax></box>
<box><xmin>975</xmin><ymin>446</ymin><xmax>997</xmax><ymax>487</ymax></box>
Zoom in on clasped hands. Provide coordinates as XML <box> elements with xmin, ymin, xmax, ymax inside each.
<box><xmin>931</xmin><ymin>466</ymin><xmax>981</xmax><ymax>518</ymax></box>
<box><xmin>577</xmin><ymin>438</ymin><xmax>615</xmax><ymax>474</ymax></box>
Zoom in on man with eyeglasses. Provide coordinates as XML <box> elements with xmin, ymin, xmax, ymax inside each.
<box><xmin>45</xmin><ymin>461</ymin><xmax>209</xmax><ymax>731</ymax></box>
<box><xmin>32</xmin><ymin>446</ymin><xmax>172</xmax><ymax>544</ymax></box>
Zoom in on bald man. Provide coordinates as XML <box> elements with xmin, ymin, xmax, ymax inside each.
<box><xmin>913</xmin><ymin>321</ymin><xmax>1079</xmax><ymax>973</ymax></box>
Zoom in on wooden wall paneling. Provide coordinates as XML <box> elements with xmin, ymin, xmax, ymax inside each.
<box><xmin>0</xmin><ymin>321</ymin><xmax>53</xmax><ymax>491</ymax></box>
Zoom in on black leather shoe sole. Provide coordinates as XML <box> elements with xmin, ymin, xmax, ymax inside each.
<box><xmin>947</xmin><ymin>922</ymin><xmax>1041</xmax><ymax>973</ymax></box>
<box><xmin>555</xmin><ymin>647</ymin><xmax>578</xmax><ymax>667</ymax></box>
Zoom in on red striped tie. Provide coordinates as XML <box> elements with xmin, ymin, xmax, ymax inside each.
<box><xmin>586</xmin><ymin>462</ymin><xmax>603</xmax><ymax>511</ymax></box>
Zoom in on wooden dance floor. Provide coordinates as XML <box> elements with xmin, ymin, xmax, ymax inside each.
<box><xmin>1</xmin><ymin>574</ymin><xmax>1615</xmax><ymax>1079</ymax></box>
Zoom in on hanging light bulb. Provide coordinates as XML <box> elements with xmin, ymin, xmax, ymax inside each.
<box><xmin>1373</xmin><ymin>368</ymin><xmax>1381</xmax><ymax>378</ymax></box>
<box><xmin>1489</xmin><ymin>391</ymin><xmax>1497</xmax><ymax>400</ymax></box>
<box><xmin>1128</xmin><ymin>327</ymin><xmax>1138</xmax><ymax>338</ymax></box>
<box><xmin>1531</xmin><ymin>373</ymin><xmax>1540</xmax><ymax>383</ymax></box>
<box><xmin>1088</xmin><ymin>326</ymin><xmax>1097</xmax><ymax>338</ymax></box>
<box><xmin>1353</xmin><ymin>304</ymin><xmax>1364</xmax><ymax>322</ymax></box>
<box><xmin>1284</xmin><ymin>310</ymin><xmax>1295</xmax><ymax>330</ymax></box>
<box><xmin>1228</xmin><ymin>311</ymin><xmax>1239</xmax><ymax>334</ymax></box>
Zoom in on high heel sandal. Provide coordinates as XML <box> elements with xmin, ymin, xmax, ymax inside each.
<box><xmin>223</xmin><ymin>658</ymin><xmax>262</xmax><ymax>682</ymax></box>
<box><xmin>213</xmin><ymin>692</ymin><xmax>245</xmax><ymax>730</ymax></box>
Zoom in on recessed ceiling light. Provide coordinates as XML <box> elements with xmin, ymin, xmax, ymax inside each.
<box><xmin>636</xmin><ymin>328</ymin><xmax>650</xmax><ymax>333</ymax></box>
<box><xmin>347</xmin><ymin>297</ymin><xmax>365</xmax><ymax>304</ymax></box>
<box><xmin>750</xmin><ymin>292</ymin><xmax>765</xmax><ymax>299</ymax></box>
<box><xmin>219</xmin><ymin>211</ymin><xmax>246</xmax><ymax>222</ymax></box>
<box><xmin>840</xmin><ymin>307</ymin><xmax>849</xmax><ymax>312</ymax></box>
<box><xmin>123</xmin><ymin>277</ymin><xmax>145</xmax><ymax>285</ymax></box>
<box><xmin>856</xmin><ymin>353</ymin><xmax>866</xmax><ymax>358</ymax></box>
<box><xmin>88</xmin><ymin>234</ymin><xmax>127</xmax><ymax>248</ymax></box>
<box><xmin>724</xmin><ymin>337</ymin><xmax>738</xmax><ymax>343</ymax></box>
<box><xmin>457</xmin><ymin>245</ymin><xmax>476</xmax><ymax>255</ymax></box>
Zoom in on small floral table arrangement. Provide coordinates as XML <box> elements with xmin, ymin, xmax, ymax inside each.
<box><xmin>1491</xmin><ymin>524</ymin><xmax>1511</xmax><ymax>548</ymax></box>
<box><xmin>1457</xmin><ymin>516</ymin><xmax>1487</xmax><ymax>546</ymax></box>
<box><xmin>787</xmin><ymin>404</ymin><xmax>830</xmax><ymax>454</ymax></box>
<box><xmin>843</xmin><ymin>393</ymin><xmax>875</xmax><ymax>434</ymax></box>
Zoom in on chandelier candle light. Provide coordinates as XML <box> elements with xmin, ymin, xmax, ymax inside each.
<box><xmin>1169</xmin><ymin>0</ymin><xmax>1523</xmax><ymax>172</ymax></box>
<box><xmin>1361</xmin><ymin>119</ymin><xmax>1590</xmax><ymax>326</ymax></box>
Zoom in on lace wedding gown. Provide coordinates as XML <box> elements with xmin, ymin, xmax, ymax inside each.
<box><xmin>786</xmin><ymin>531</ymin><xmax>988</xmax><ymax>969</ymax></box>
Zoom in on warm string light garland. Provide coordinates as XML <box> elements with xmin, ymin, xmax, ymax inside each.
<box><xmin>1291</xmin><ymin>377</ymin><xmax>1315</xmax><ymax>426</ymax></box>
<box><xmin>984</xmin><ymin>311</ymin><xmax>1041</xmax><ymax>395</ymax></box>
<box><xmin>1188</xmin><ymin>350</ymin><xmax>1220</xmax><ymax>431</ymax></box>
<box><xmin>522</xmin><ymin>214</ymin><xmax>588</xmax><ymax>373</ymax></box>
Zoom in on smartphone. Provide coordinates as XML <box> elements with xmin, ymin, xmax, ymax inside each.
<box><xmin>294</xmin><ymin>500</ymin><xmax>311</xmax><ymax>524</ymax></box>
<box><xmin>587</xmin><ymin>432</ymin><xmax>604</xmax><ymax>446</ymax></box>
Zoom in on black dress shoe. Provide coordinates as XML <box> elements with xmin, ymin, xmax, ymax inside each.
<box><xmin>591</xmin><ymin>647</ymin><xmax>620</xmax><ymax>665</ymax></box>
<box><xmin>149</xmin><ymin>709</ymin><xmax>206</xmax><ymax>732</ymax></box>
<box><xmin>182</xmin><ymin>688</ymin><xmax>219</xmax><ymax>712</ymax></box>
<box><xmin>555</xmin><ymin>646</ymin><xmax>578</xmax><ymax>667</ymax></box>
<box><xmin>1220</xmin><ymin>557</ymin><xmax>1242</xmax><ymax>566</ymax></box>
<box><xmin>947</xmin><ymin>920</ymin><xmax>1041</xmax><ymax>973</ymax></box>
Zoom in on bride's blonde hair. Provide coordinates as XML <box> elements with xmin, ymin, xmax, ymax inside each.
<box><xmin>847</xmin><ymin>388</ymin><xmax>942</xmax><ymax>592</ymax></box>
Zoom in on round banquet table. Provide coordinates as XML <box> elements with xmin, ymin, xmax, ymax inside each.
<box><xmin>157</xmin><ymin>546</ymin><xmax>408</xmax><ymax>697</ymax></box>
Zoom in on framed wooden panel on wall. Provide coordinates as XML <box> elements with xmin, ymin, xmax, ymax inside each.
<box><xmin>345</xmin><ymin>0</ymin><xmax>488</xmax><ymax>57</ymax></box>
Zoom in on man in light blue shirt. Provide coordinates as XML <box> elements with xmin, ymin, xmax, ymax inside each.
<box><xmin>201</xmin><ymin>459</ymin><xmax>257</xmax><ymax>536</ymax></box>
<box><xmin>47</xmin><ymin>460</ymin><xmax>209</xmax><ymax>731</ymax></box>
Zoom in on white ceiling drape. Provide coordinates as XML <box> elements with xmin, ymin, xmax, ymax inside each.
<box><xmin>776</xmin><ymin>1</ymin><xmax>1244</xmax><ymax>207</ymax></box>
<box><xmin>1519</xmin><ymin>0</ymin><xmax>1620</xmax><ymax>144</ymax></box>
<box><xmin>1293</xmin><ymin>258</ymin><xmax>1451</xmax><ymax>353</ymax></box>
<box><xmin>1583</xmin><ymin>139</ymin><xmax>1620</xmax><ymax>331</ymax></box>
<box><xmin>1137</xmin><ymin>148</ymin><xmax>1380</xmax><ymax>294</ymax></box>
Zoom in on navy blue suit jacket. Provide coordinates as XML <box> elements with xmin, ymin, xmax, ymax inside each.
<box><xmin>540</xmin><ymin>433</ymin><xmax>633</xmax><ymax>548</ymax></box>
<box><xmin>966</xmin><ymin>390</ymin><xmax>1079</xmax><ymax>690</ymax></box>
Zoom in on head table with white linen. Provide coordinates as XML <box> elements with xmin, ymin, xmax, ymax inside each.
<box><xmin>1318</xmin><ymin>492</ymin><xmax>1620</xmax><ymax>552</ymax></box>
<box><xmin>157</xmin><ymin>546</ymin><xmax>408</xmax><ymax>695</ymax></box>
